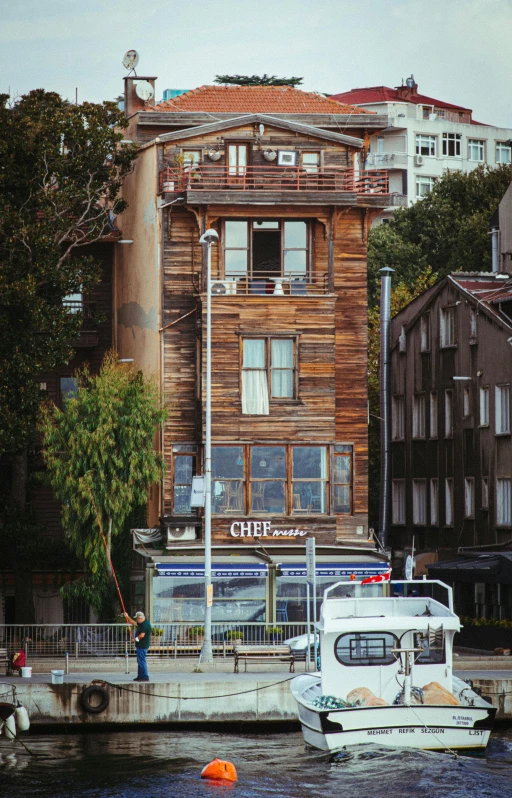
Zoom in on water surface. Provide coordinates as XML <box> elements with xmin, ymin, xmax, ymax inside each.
<box><xmin>1</xmin><ymin>727</ymin><xmax>512</xmax><ymax>798</ymax></box>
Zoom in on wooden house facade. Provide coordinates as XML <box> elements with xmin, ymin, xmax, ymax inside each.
<box><xmin>116</xmin><ymin>81</ymin><xmax>391</xmax><ymax>624</ymax></box>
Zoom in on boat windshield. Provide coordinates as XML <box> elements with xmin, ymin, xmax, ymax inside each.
<box><xmin>325</xmin><ymin>580</ymin><xmax>452</xmax><ymax>611</ymax></box>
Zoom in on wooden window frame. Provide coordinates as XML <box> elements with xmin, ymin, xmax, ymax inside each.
<box><xmin>445</xmin><ymin>478</ymin><xmax>454</xmax><ymax>526</ymax></box>
<box><xmin>171</xmin><ymin>447</ymin><xmax>199</xmax><ymax>515</ymax></box>
<box><xmin>332</xmin><ymin>444</ymin><xmax>353</xmax><ymax>515</ymax></box>
<box><xmin>221</xmin><ymin>218</ymin><xmax>311</xmax><ymax>280</ymax></box>
<box><xmin>412</xmin><ymin>393</ymin><xmax>426</xmax><ymax>439</ymax></box>
<box><xmin>430</xmin><ymin>391</ymin><xmax>438</xmax><ymax>439</ymax></box>
<box><xmin>420</xmin><ymin>312</ymin><xmax>431</xmax><ymax>352</ymax></box>
<box><xmin>240</xmin><ymin>334</ymin><xmax>299</xmax><ymax>405</ymax></box>
<box><xmin>430</xmin><ymin>478</ymin><xmax>438</xmax><ymax>526</ymax></box>
<box><xmin>480</xmin><ymin>386</ymin><xmax>489</xmax><ymax>427</ymax></box>
<box><xmin>440</xmin><ymin>306</ymin><xmax>457</xmax><ymax>348</ymax></box>
<box><xmin>464</xmin><ymin>477</ymin><xmax>475</xmax><ymax>519</ymax></box>
<box><xmin>495</xmin><ymin>384</ymin><xmax>511</xmax><ymax>435</ymax></box>
<box><xmin>412</xmin><ymin>479</ymin><xmax>427</xmax><ymax>525</ymax></box>
<box><xmin>392</xmin><ymin>479</ymin><xmax>406</xmax><ymax>525</ymax></box>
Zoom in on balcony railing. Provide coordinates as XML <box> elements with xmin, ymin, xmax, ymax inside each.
<box><xmin>366</xmin><ymin>152</ymin><xmax>408</xmax><ymax>168</ymax></box>
<box><xmin>207</xmin><ymin>272</ymin><xmax>329</xmax><ymax>296</ymax></box>
<box><xmin>160</xmin><ymin>165</ymin><xmax>389</xmax><ymax>195</ymax></box>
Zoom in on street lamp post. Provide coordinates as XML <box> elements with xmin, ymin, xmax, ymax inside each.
<box><xmin>199</xmin><ymin>228</ymin><xmax>219</xmax><ymax>663</ymax></box>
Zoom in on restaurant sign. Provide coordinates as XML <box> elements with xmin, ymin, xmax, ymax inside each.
<box><xmin>230</xmin><ymin>521</ymin><xmax>307</xmax><ymax>538</ymax></box>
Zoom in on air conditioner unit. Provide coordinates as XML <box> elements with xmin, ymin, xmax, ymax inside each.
<box><xmin>166</xmin><ymin>525</ymin><xmax>197</xmax><ymax>543</ymax></box>
<box><xmin>211</xmin><ymin>280</ymin><xmax>237</xmax><ymax>295</ymax></box>
<box><xmin>415</xmin><ymin>155</ymin><xmax>425</xmax><ymax>167</ymax></box>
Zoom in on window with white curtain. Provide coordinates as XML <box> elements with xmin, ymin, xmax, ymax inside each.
<box><xmin>420</xmin><ymin>313</ymin><xmax>431</xmax><ymax>351</ymax></box>
<box><xmin>495</xmin><ymin>385</ymin><xmax>511</xmax><ymax>434</ymax></box>
<box><xmin>445</xmin><ymin>390</ymin><xmax>453</xmax><ymax>438</ymax></box>
<box><xmin>480</xmin><ymin>387</ymin><xmax>489</xmax><ymax>426</ymax></box>
<box><xmin>392</xmin><ymin>396</ymin><xmax>405</xmax><ymax>440</ymax></box>
<box><xmin>482</xmin><ymin>478</ymin><xmax>489</xmax><ymax>509</ymax></box>
<box><xmin>242</xmin><ymin>339</ymin><xmax>269</xmax><ymax>415</ymax></box>
<box><xmin>464</xmin><ymin>478</ymin><xmax>475</xmax><ymax>518</ymax></box>
<box><xmin>430</xmin><ymin>479</ymin><xmax>438</xmax><ymax>525</ymax></box>
<box><xmin>445</xmin><ymin>478</ymin><xmax>454</xmax><ymax>526</ymax></box>
<box><xmin>430</xmin><ymin>392</ymin><xmax>438</xmax><ymax>438</ymax></box>
<box><xmin>392</xmin><ymin>480</ymin><xmax>405</xmax><ymax>525</ymax></box>
<box><xmin>412</xmin><ymin>480</ymin><xmax>427</xmax><ymax>525</ymax></box>
<box><xmin>440</xmin><ymin>307</ymin><xmax>456</xmax><ymax>346</ymax></box>
<box><xmin>412</xmin><ymin>394</ymin><xmax>426</xmax><ymax>438</ymax></box>
<box><xmin>497</xmin><ymin>478</ymin><xmax>512</xmax><ymax>525</ymax></box>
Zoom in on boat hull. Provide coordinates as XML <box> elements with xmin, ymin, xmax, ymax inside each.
<box><xmin>292</xmin><ymin>676</ymin><xmax>496</xmax><ymax>753</ymax></box>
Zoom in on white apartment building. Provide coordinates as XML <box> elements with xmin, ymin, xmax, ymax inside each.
<box><xmin>332</xmin><ymin>76</ymin><xmax>512</xmax><ymax>222</ymax></box>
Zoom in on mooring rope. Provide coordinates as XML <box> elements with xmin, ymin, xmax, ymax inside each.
<box><xmin>102</xmin><ymin>675</ymin><xmax>297</xmax><ymax>700</ymax></box>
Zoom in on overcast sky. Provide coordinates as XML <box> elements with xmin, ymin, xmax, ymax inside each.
<box><xmin>1</xmin><ymin>0</ymin><xmax>511</xmax><ymax>127</ymax></box>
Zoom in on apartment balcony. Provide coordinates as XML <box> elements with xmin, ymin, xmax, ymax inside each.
<box><xmin>159</xmin><ymin>165</ymin><xmax>390</xmax><ymax>207</ymax></box>
<box><xmin>366</xmin><ymin>152</ymin><xmax>408</xmax><ymax>169</ymax></box>
<box><xmin>204</xmin><ymin>272</ymin><xmax>329</xmax><ymax>297</ymax></box>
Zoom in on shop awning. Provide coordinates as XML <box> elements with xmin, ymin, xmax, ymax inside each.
<box><xmin>155</xmin><ymin>563</ymin><xmax>269</xmax><ymax>578</ymax></box>
<box><xmin>278</xmin><ymin>562</ymin><xmax>390</xmax><ymax>578</ymax></box>
<box><xmin>427</xmin><ymin>553</ymin><xmax>512</xmax><ymax>584</ymax></box>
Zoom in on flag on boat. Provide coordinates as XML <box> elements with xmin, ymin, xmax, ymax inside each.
<box><xmin>361</xmin><ymin>571</ymin><xmax>391</xmax><ymax>584</ymax></box>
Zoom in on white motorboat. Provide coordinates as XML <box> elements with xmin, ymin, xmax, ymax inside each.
<box><xmin>291</xmin><ymin>579</ymin><xmax>496</xmax><ymax>753</ymax></box>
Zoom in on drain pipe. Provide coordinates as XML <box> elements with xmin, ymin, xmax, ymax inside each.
<box><xmin>491</xmin><ymin>227</ymin><xmax>499</xmax><ymax>273</ymax></box>
<box><xmin>378</xmin><ymin>267</ymin><xmax>394</xmax><ymax>548</ymax></box>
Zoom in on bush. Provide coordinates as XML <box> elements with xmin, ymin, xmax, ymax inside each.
<box><xmin>225</xmin><ymin>630</ymin><xmax>243</xmax><ymax>640</ymax></box>
<box><xmin>187</xmin><ymin>626</ymin><xmax>205</xmax><ymax>636</ymax></box>
<box><xmin>461</xmin><ymin>616</ymin><xmax>512</xmax><ymax>629</ymax></box>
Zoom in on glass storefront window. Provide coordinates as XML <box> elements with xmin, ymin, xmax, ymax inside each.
<box><xmin>276</xmin><ymin>575</ymin><xmax>352</xmax><ymax>622</ymax></box>
<box><xmin>153</xmin><ymin>576</ymin><xmax>266</xmax><ymax>624</ymax></box>
<box><xmin>212</xmin><ymin>446</ymin><xmax>244</xmax><ymax>514</ymax></box>
<box><xmin>251</xmin><ymin>446</ymin><xmax>286</xmax><ymax>513</ymax></box>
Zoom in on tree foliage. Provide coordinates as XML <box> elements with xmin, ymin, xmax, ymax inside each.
<box><xmin>214</xmin><ymin>74</ymin><xmax>303</xmax><ymax>87</ymax></box>
<box><xmin>0</xmin><ymin>90</ymin><xmax>138</xmax><ymax>454</ymax></box>
<box><xmin>367</xmin><ymin>164</ymin><xmax>512</xmax><ymax>306</ymax></box>
<box><xmin>39</xmin><ymin>354</ymin><xmax>165</xmax><ymax>618</ymax></box>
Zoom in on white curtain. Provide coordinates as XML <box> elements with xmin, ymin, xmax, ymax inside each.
<box><xmin>271</xmin><ymin>339</ymin><xmax>293</xmax><ymax>398</ymax></box>
<box><xmin>242</xmin><ymin>339</ymin><xmax>269</xmax><ymax>415</ymax></box>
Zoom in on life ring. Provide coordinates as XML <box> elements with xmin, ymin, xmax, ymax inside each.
<box><xmin>80</xmin><ymin>685</ymin><xmax>110</xmax><ymax>714</ymax></box>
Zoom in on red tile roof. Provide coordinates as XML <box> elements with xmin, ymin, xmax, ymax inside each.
<box><xmin>151</xmin><ymin>85</ymin><xmax>370</xmax><ymax>115</ymax></box>
<box><xmin>450</xmin><ymin>274</ymin><xmax>512</xmax><ymax>326</ymax></box>
<box><xmin>330</xmin><ymin>86</ymin><xmax>472</xmax><ymax>114</ymax></box>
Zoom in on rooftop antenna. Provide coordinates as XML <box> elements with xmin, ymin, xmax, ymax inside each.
<box><xmin>122</xmin><ymin>49</ymin><xmax>139</xmax><ymax>76</ymax></box>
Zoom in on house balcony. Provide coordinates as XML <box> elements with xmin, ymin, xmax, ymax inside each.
<box><xmin>205</xmin><ymin>272</ymin><xmax>329</xmax><ymax>297</ymax></box>
<box><xmin>64</xmin><ymin>300</ymin><xmax>99</xmax><ymax>347</ymax></box>
<box><xmin>366</xmin><ymin>152</ymin><xmax>408</xmax><ymax>169</ymax></box>
<box><xmin>159</xmin><ymin>165</ymin><xmax>390</xmax><ymax>207</ymax></box>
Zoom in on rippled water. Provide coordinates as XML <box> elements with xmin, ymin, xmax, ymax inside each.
<box><xmin>1</xmin><ymin>727</ymin><xmax>512</xmax><ymax>798</ymax></box>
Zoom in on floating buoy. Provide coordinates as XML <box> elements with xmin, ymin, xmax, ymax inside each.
<box><xmin>201</xmin><ymin>759</ymin><xmax>238</xmax><ymax>782</ymax></box>
<box><xmin>15</xmin><ymin>705</ymin><xmax>30</xmax><ymax>732</ymax></box>
<box><xmin>3</xmin><ymin>714</ymin><xmax>16</xmax><ymax>740</ymax></box>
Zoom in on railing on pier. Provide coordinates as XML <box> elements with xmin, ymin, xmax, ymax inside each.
<box><xmin>159</xmin><ymin>165</ymin><xmax>389</xmax><ymax>195</ymax></box>
<box><xmin>0</xmin><ymin>622</ymin><xmax>310</xmax><ymax>660</ymax></box>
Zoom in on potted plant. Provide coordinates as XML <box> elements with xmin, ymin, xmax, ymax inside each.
<box><xmin>225</xmin><ymin>630</ymin><xmax>244</xmax><ymax>643</ymax></box>
<box><xmin>266</xmin><ymin>626</ymin><xmax>283</xmax><ymax>643</ymax></box>
<box><xmin>187</xmin><ymin>625</ymin><xmax>205</xmax><ymax>643</ymax></box>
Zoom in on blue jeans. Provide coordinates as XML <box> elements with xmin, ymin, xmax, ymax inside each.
<box><xmin>136</xmin><ymin>648</ymin><xmax>149</xmax><ymax>680</ymax></box>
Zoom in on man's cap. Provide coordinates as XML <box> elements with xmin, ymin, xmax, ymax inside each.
<box><xmin>135</xmin><ymin>611</ymin><xmax>145</xmax><ymax>618</ymax></box>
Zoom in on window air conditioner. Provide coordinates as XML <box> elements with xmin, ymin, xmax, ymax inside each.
<box><xmin>415</xmin><ymin>155</ymin><xmax>425</xmax><ymax>167</ymax></box>
<box><xmin>211</xmin><ymin>280</ymin><xmax>237</xmax><ymax>295</ymax></box>
<box><xmin>166</xmin><ymin>525</ymin><xmax>197</xmax><ymax>543</ymax></box>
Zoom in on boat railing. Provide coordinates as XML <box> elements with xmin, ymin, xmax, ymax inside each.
<box><xmin>323</xmin><ymin>579</ymin><xmax>453</xmax><ymax>612</ymax></box>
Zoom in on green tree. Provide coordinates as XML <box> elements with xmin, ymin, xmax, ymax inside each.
<box><xmin>214</xmin><ymin>74</ymin><xmax>303</xmax><ymax>86</ymax></box>
<box><xmin>367</xmin><ymin>269</ymin><xmax>437</xmax><ymax>531</ymax></box>
<box><xmin>368</xmin><ymin>164</ymin><xmax>512</xmax><ymax>306</ymax></box>
<box><xmin>0</xmin><ymin>90</ymin><xmax>137</xmax><ymax>621</ymax></box>
<box><xmin>39</xmin><ymin>354</ymin><xmax>165</xmax><ymax>620</ymax></box>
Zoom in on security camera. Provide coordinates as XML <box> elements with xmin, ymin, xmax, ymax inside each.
<box><xmin>199</xmin><ymin>229</ymin><xmax>219</xmax><ymax>244</ymax></box>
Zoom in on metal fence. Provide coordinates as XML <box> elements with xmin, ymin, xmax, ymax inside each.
<box><xmin>0</xmin><ymin>623</ymin><xmax>310</xmax><ymax>660</ymax></box>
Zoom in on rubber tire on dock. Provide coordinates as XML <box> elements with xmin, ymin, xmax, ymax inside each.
<box><xmin>80</xmin><ymin>685</ymin><xmax>110</xmax><ymax>715</ymax></box>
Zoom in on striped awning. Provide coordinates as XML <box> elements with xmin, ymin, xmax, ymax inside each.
<box><xmin>278</xmin><ymin>562</ymin><xmax>390</xmax><ymax>578</ymax></box>
<box><xmin>155</xmin><ymin>563</ymin><xmax>268</xmax><ymax>578</ymax></box>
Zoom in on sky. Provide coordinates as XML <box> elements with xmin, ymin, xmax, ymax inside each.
<box><xmin>1</xmin><ymin>0</ymin><xmax>511</xmax><ymax>127</ymax></box>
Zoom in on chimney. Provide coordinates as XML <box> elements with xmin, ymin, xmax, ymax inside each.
<box><xmin>124</xmin><ymin>76</ymin><xmax>157</xmax><ymax>117</ymax></box>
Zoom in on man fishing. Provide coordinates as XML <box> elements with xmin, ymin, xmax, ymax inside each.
<box><xmin>124</xmin><ymin>611</ymin><xmax>152</xmax><ymax>682</ymax></box>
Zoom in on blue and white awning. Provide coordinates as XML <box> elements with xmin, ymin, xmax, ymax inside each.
<box><xmin>278</xmin><ymin>562</ymin><xmax>390</xmax><ymax>578</ymax></box>
<box><xmin>155</xmin><ymin>563</ymin><xmax>268</xmax><ymax>578</ymax></box>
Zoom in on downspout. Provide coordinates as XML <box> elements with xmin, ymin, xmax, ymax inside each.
<box><xmin>491</xmin><ymin>227</ymin><xmax>499</xmax><ymax>273</ymax></box>
<box><xmin>378</xmin><ymin>267</ymin><xmax>394</xmax><ymax>547</ymax></box>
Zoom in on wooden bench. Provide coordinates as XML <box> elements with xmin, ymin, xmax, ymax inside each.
<box><xmin>233</xmin><ymin>644</ymin><xmax>295</xmax><ymax>673</ymax></box>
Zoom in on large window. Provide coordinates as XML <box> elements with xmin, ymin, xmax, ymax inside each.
<box><xmin>496</xmin><ymin>385</ymin><xmax>511</xmax><ymax>434</ymax></box>
<box><xmin>440</xmin><ymin>306</ymin><xmax>456</xmax><ymax>346</ymax></box>
<box><xmin>392</xmin><ymin>395</ymin><xmax>405</xmax><ymax>440</ymax></box>
<box><xmin>480</xmin><ymin>387</ymin><xmax>489</xmax><ymax>426</ymax></box>
<box><xmin>468</xmin><ymin>139</ymin><xmax>485</xmax><ymax>162</ymax></box>
<box><xmin>445</xmin><ymin>478</ymin><xmax>454</xmax><ymax>526</ymax></box>
<box><xmin>416</xmin><ymin>175</ymin><xmax>436</xmax><ymax>198</ymax></box>
<box><xmin>211</xmin><ymin>444</ymin><xmax>351</xmax><ymax>516</ymax></box>
<box><xmin>222</xmin><ymin>219</ymin><xmax>309</xmax><ymax>281</ymax></box>
<box><xmin>497</xmin><ymin>478</ymin><xmax>512</xmax><ymax>526</ymax></box>
<box><xmin>496</xmin><ymin>143</ymin><xmax>512</xmax><ymax>164</ymax></box>
<box><xmin>430</xmin><ymin>392</ymin><xmax>438</xmax><ymax>438</ymax></box>
<box><xmin>412</xmin><ymin>394</ymin><xmax>426</xmax><ymax>438</ymax></box>
<box><xmin>392</xmin><ymin>480</ymin><xmax>405</xmax><ymax>524</ymax></box>
<box><xmin>420</xmin><ymin>313</ymin><xmax>431</xmax><ymax>351</ymax></box>
<box><xmin>413</xmin><ymin>480</ymin><xmax>427</xmax><ymax>525</ymax></box>
<box><xmin>416</xmin><ymin>134</ymin><xmax>436</xmax><ymax>156</ymax></box>
<box><xmin>442</xmin><ymin>133</ymin><xmax>461</xmax><ymax>157</ymax></box>
<box><xmin>173</xmin><ymin>447</ymin><xmax>197</xmax><ymax>514</ymax></box>
<box><xmin>334</xmin><ymin>632</ymin><xmax>399</xmax><ymax>666</ymax></box>
<box><xmin>241</xmin><ymin>336</ymin><xmax>296</xmax><ymax>414</ymax></box>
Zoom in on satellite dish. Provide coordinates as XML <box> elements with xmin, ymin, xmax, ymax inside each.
<box><xmin>135</xmin><ymin>81</ymin><xmax>155</xmax><ymax>101</ymax></box>
<box><xmin>122</xmin><ymin>50</ymin><xmax>139</xmax><ymax>71</ymax></box>
<box><xmin>405</xmin><ymin>555</ymin><xmax>415</xmax><ymax>581</ymax></box>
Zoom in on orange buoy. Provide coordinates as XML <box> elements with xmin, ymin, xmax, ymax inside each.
<box><xmin>201</xmin><ymin>758</ymin><xmax>238</xmax><ymax>782</ymax></box>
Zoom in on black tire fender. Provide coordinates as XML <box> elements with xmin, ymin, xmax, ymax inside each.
<box><xmin>80</xmin><ymin>685</ymin><xmax>110</xmax><ymax>714</ymax></box>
